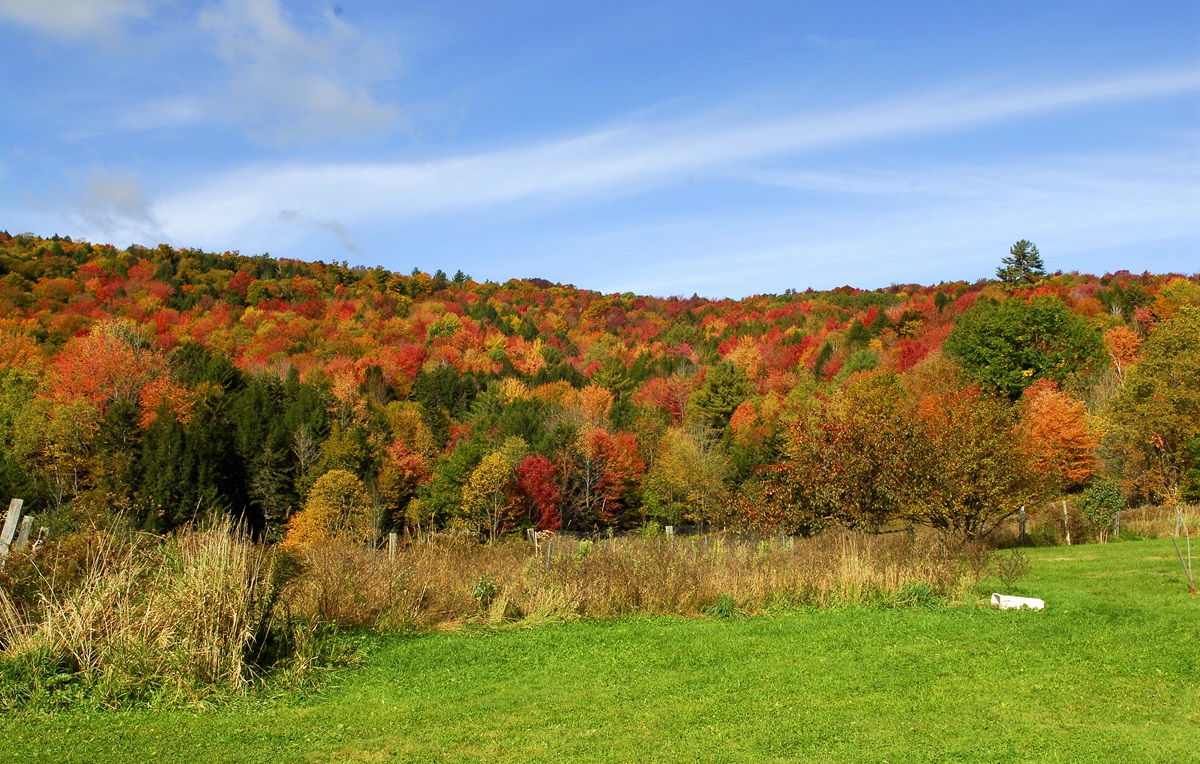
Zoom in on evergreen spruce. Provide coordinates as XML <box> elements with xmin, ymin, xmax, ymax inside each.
<box><xmin>996</xmin><ymin>239</ymin><xmax>1046</xmax><ymax>286</ymax></box>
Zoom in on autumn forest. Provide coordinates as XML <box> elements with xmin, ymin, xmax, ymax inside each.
<box><xmin>1</xmin><ymin>231</ymin><xmax>1197</xmax><ymax>547</ymax></box>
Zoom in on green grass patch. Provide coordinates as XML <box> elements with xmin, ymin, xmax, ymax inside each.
<box><xmin>3</xmin><ymin>539</ymin><xmax>1197</xmax><ymax>762</ymax></box>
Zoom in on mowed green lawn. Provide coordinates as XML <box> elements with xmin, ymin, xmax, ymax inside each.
<box><xmin>4</xmin><ymin>539</ymin><xmax>1197</xmax><ymax>763</ymax></box>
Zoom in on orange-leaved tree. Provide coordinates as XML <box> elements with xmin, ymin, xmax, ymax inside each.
<box><xmin>1017</xmin><ymin>379</ymin><xmax>1098</xmax><ymax>494</ymax></box>
<box><xmin>559</xmin><ymin>428</ymin><xmax>644</xmax><ymax>529</ymax></box>
<box><xmin>1102</xmin><ymin>306</ymin><xmax>1200</xmax><ymax>504</ymax></box>
<box><xmin>779</xmin><ymin>371</ymin><xmax>922</xmax><ymax>531</ymax></box>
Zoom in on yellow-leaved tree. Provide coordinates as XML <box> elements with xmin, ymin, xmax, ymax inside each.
<box><xmin>462</xmin><ymin>437</ymin><xmax>527</xmax><ymax>541</ymax></box>
<box><xmin>283</xmin><ymin>469</ymin><xmax>373</xmax><ymax>548</ymax></box>
<box><xmin>643</xmin><ymin>426</ymin><xmax>729</xmax><ymax>531</ymax></box>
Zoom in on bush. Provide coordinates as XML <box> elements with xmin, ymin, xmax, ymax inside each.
<box><xmin>283</xmin><ymin>470</ymin><xmax>374</xmax><ymax>548</ymax></box>
<box><xmin>1078</xmin><ymin>481</ymin><xmax>1125</xmax><ymax>542</ymax></box>
<box><xmin>473</xmin><ymin>576</ymin><xmax>501</xmax><ymax>612</ymax></box>
<box><xmin>993</xmin><ymin>548</ymin><xmax>1031</xmax><ymax>589</ymax></box>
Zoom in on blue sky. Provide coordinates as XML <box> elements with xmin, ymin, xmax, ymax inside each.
<box><xmin>1</xmin><ymin>1</ymin><xmax>1197</xmax><ymax>297</ymax></box>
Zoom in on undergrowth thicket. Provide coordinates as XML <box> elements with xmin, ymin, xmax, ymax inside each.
<box><xmin>290</xmin><ymin>531</ymin><xmax>986</xmax><ymax>630</ymax></box>
<box><xmin>0</xmin><ymin>523</ymin><xmax>991</xmax><ymax>710</ymax></box>
<box><xmin>3</xmin><ymin>504</ymin><xmax>1191</xmax><ymax>711</ymax></box>
<box><xmin>0</xmin><ymin>519</ymin><xmax>353</xmax><ymax>711</ymax></box>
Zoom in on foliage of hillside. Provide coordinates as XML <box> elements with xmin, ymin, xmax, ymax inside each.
<box><xmin>0</xmin><ymin>230</ymin><xmax>1197</xmax><ymax>541</ymax></box>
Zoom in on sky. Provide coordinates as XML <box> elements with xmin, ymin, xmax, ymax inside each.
<box><xmin>0</xmin><ymin>1</ymin><xmax>1197</xmax><ymax>298</ymax></box>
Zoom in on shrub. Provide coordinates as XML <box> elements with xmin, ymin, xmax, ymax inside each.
<box><xmin>993</xmin><ymin>548</ymin><xmax>1031</xmax><ymax>589</ymax></box>
<box><xmin>473</xmin><ymin>576</ymin><xmax>501</xmax><ymax>612</ymax></box>
<box><xmin>1078</xmin><ymin>481</ymin><xmax>1125</xmax><ymax>542</ymax></box>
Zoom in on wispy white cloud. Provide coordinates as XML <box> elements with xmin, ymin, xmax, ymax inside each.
<box><xmin>278</xmin><ymin>209</ymin><xmax>360</xmax><ymax>254</ymax></box>
<box><xmin>197</xmin><ymin>0</ymin><xmax>403</xmax><ymax>144</ymax></box>
<box><xmin>0</xmin><ymin>0</ymin><xmax>151</xmax><ymax>38</ymax></box>
<box><xmin>152</xmin><ymin>68</ymin><xmax>1200</xmax><ymax>248</ymax></box>
<box><xmin>73</xmin><ymin>168</ymin><xmax>164</xmax><ymax>245</ymax></box>
<box><xmin>116</xmin><ymin>96</ymin><xmax>209</xmax><ymax>132</ymax></box>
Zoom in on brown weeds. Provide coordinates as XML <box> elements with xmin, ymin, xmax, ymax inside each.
<box><xmin>284</xmin><ymin>530</ymin><xmax>979</xmax><ymax>630</ymax></box>
<box><xmin>0</xmin><ymin>524</ymin><xmax>986</xmax><ymax>708</ymax></box>
<box><xmin>1119</xmin><ymin>504</ymin><xmax>1199</xmax><ymax>539</ymax></box>
<box><xmin>0</xmin><ymin>519</ymin><xmax>293</xmax><ymax>704</ymax></box>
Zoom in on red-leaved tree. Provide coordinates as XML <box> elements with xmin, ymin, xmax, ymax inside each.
<box><xmin>516</xmin><ymin>454</ymin><xmax>561</xmax><ymax>530</ymax></box>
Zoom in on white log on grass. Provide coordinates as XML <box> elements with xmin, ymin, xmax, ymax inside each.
<box><xmin>991</xmin><ymin>593</ymin><xmax>1045</xmax><ymax>610</ymax></box>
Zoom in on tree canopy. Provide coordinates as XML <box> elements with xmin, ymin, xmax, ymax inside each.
<box><xmin>944</xmin><ymin>296</ymin><xmax>1103</xmax><ymax>400</ymax></box>
<box><xmin>0</xmin><ymin>230</ymin><xmax>1194</xmax><ymax>543</ymax></box>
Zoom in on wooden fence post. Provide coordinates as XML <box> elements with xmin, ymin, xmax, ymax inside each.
<box><xmin>388</xmin><ymin>532</ymin><xmax>397</xmax><ymax>562</ymax></box>
<box><xmin>1019</xmin><ymin>506</ymin><xmax>1026</xmax><ymax>545</ymax></box>
<box><xmin>1062</xmin><ymin>500</ymin><xmax>1071</xmax><ymax>546</ymax></box>
<box><xmin>14</xmin><ymin>516</ymin><xmax>33</xmax><ymax>552</ymax></box>
<box><xmin>0</xmin><ymin>498</ymin><xmax>23</xmax><ymax>559</ymax></box>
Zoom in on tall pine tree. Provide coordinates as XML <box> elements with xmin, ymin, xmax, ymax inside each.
<box><xmin>996</xmin><ymin>239</ymin><xmax>1046</xmax><ymax>287</ymax></box>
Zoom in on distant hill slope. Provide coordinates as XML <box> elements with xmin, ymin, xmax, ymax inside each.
<box><xmin>1</xmin><ymin>230</ymin><xmax>1196</xmax><ymax>539</ymax></box>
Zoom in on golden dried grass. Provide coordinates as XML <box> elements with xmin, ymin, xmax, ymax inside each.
<box><xmin>1118</xmin><ymin>503</ymin><xmax>1199</xmax><ymax>539</ymax></box>
<box><xmin>284</xmin><ymin>530</ymin><xmax>978</xmax><ymax>630</ymax></box>
<box><xmin>0</xmin><ymin>519</ymin><xmax>290</xmax><ymax>704</ymax></box>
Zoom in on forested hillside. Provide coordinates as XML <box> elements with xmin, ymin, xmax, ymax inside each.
<box><xmin>1</xmin><ymin>231</ymin><xmax>1196</xmax><ymax>542</ymax></box>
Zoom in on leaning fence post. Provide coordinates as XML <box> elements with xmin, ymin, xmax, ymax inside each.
<box><xmin>0</xmin><ymin>498</ymin><xmax>23</xmax><ymax>559</ymax></box>
<box><xmin>546</xmin><ymin>539</ymin><xmax>553</xmax><ymax>569</ymax></box>
<box><xmin>1062</xmin><ymin>500</ymin><xmax>1071</xmax><ymax>546</ymax></box>
<box><xmin>13</xmin><ymin>516</ymin><xmax>33</xmax><ymax>552</ymax></box>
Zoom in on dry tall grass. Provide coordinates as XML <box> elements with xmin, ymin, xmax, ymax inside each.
<box><xmin>1</xmin><ymin>523</ymin><xmax>989</xmax><ymax>708</ymax></box>
<box><xmin>1119</xmin><ymin>504</ymin><xmax>1199</xmax><ymax>540</ymax></box>
<box><xmin>0</xmin><ymin>519</ymin><xmax>306</xmax><ymax>707</ymax></box>
<box><xmin>287</xmin><ymin>531</ymin><xmax>981</xmax><ymax>630</ymax></box>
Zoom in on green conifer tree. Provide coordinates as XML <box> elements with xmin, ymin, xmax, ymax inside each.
<box><xmin>996</xmin><ymin>239</ymin><xmax>1046</xmax><ymax>286</ymax></box>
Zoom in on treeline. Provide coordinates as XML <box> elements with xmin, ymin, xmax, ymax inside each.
<box><xmin>0</xmin><ymin>231</ymin><xmax>1196</xmax><ymax>543</ymax></box>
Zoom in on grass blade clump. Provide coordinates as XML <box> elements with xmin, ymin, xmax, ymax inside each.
<box><xmin>0</xmin><ymin>519</ymin><xmax>335</xmax><ymax>711</ymax></box>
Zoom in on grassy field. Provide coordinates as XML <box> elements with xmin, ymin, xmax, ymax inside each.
<box><xmin>2</xmin><ymin>538</ymin><xmax>1197</xmax><ymax>763</ymax></box>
